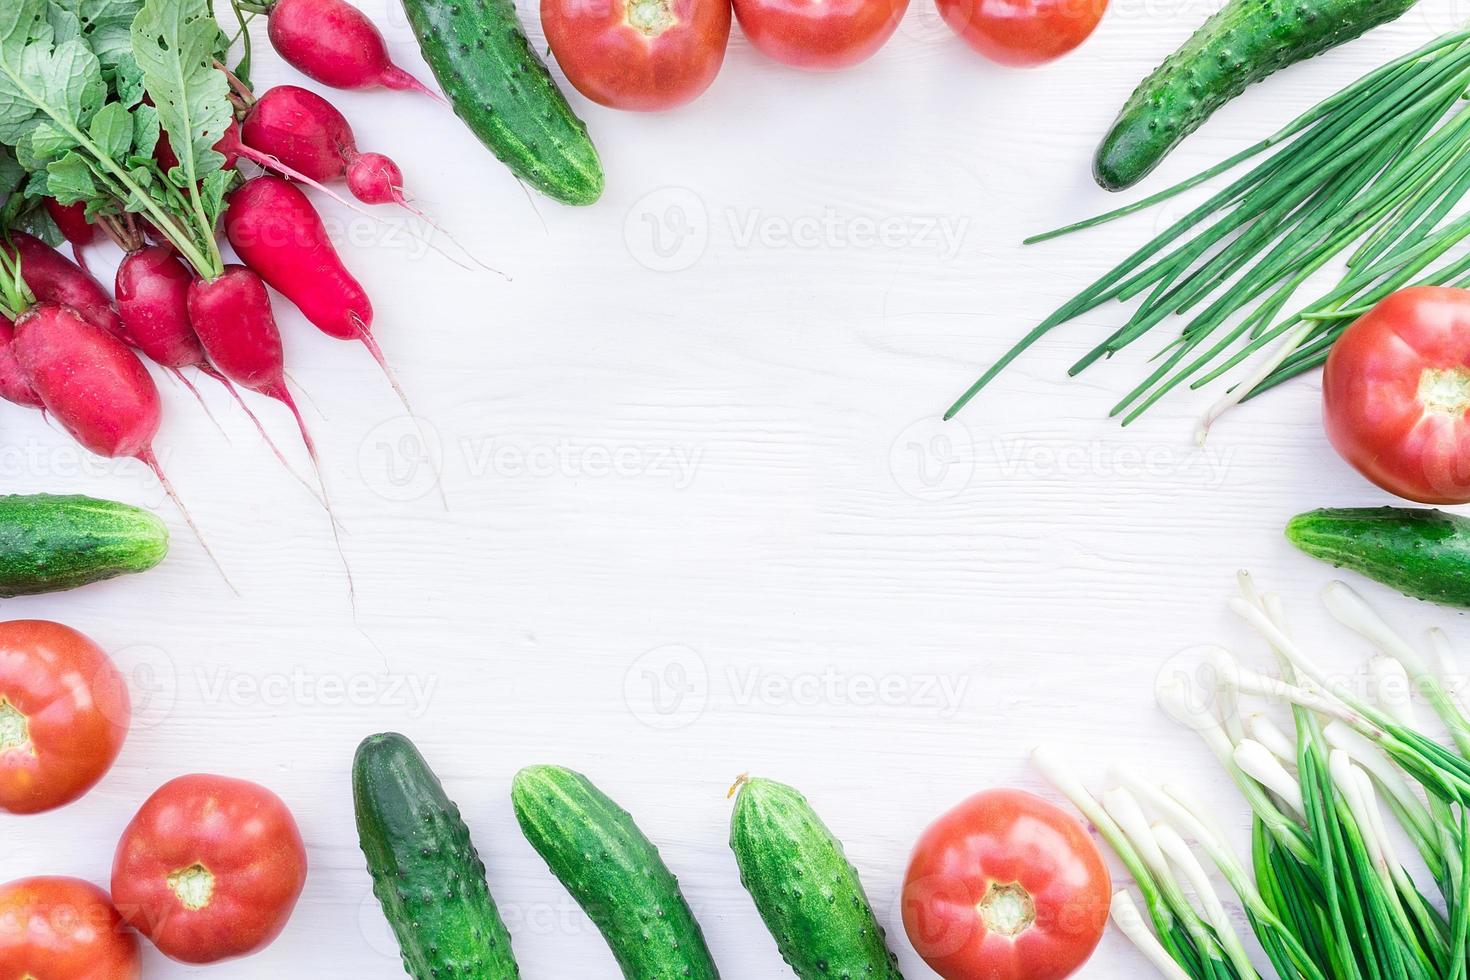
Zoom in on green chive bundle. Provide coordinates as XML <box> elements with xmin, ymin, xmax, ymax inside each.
<box><xmin>947</xmin><ymin>28</ymin><xmax>1470</xmax><ymax>432</ymax></box>
<box><xmin>1038</xmin><ymin>575</ymin><xmax>1470</xmax><ymax>980</ymax></box>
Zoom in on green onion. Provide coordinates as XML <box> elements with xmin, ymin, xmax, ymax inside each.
<box><xmin>947</xmin><ymin>28</ymin><xmax>1470</xmax><ymax>433</ymax></box>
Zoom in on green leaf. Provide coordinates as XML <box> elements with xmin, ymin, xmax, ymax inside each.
<box><xmin>20</xmin><ymin>118</ymin><xmax>76</xmax><ymax>165</ymax></box>
<box><xmin>130</xmin><ymin>0</ymin><xmax>230</xmax><ymax>190</ymax></box>
<box><xmin>0</xmin><ymin>33</ymin><xmax>106</xmax><ymax>148</ymax></box>
<box><xmin>0</xmin><ymin>149</ymin><xmax>23</xmax><ymax>198</ymax></box>
<box><xmin>45</xmin><ymin>150</ymin><xmax>98</xmax><ymax>203</ymax></box>
<box><xmin>129</xmin><ymin>98</ymin><xmax>157</xmax><ymax>159</ymax></box>
<box><xmin>87</xmin><ymin>98</ymin><xmax>130</xmax><ymax>159</ymax></box>
<box><xmin>112</xmin><ymin>51</ymin><xmax>143</xmax><ymax>106</ymax></box>
<box><xmin>51</xmin><ymin>0</ymin><xmax>145</xmax><ymax>74</ymax></box>
<box><xmin>198</xmin><ymin>165</ymin><xmax>232</xmax><ymax>227</ymax></box>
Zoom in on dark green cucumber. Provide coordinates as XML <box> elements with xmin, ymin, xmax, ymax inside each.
<box><xmin>511</xmin><ymin>765</ymin><xmax>719</xmax><ymax>979</ymax></box>
<box><xmin>0</xmin><ymin>494</ymin><xmax>167</xmax><ymax>597</ymax></box>
<box><xmin>729</xmin><ymin>776</ymin><xmax>904</xmax><ymax>980</ymax></box>
<box><xmin>400</xmin><ymin>0</ymin><xmax>603</xmax><ymax>206</ymax></box>
<box><xmin>1287</xmin><ymin>507</ymin><xmax>1470</xmax><ymax>607</ymax></box>
<box><xmin>354</xmin><ymin>733</ymin><xmax>520</xmax><ymax>980</ymax></box>
<box><xmin>1094</xmin><ymin>0</ymin><xmax>1417</xmax><ymax>191</ymax></box>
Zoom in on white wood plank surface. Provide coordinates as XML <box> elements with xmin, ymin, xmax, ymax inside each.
<box><xmin>2</xmin><ymin>0</ymin><xmax>1466</xmax><ymax>975</ymax></box>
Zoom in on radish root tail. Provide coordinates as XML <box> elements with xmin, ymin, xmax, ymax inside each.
<box><xmin>140</xmin><ymin>449</ymin><xmax>238</xmax><ymax>596</ymax></box>
<box><xmin>169</xmin><ymin>367</ymin><xmax>229</xmax><ymax>441</ymax></box>
<box><xmin>389</xmin><ymin>188</ymin><xmax>506</xmax><ymax>278</ymax></box>
<box><xmin>201</xmin><ymin>364</ymin><xmax>328</xmax><ymax>511</ymax></box>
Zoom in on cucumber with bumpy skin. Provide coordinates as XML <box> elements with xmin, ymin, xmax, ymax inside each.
<box><xmin>354</xmin><ymin>733</ymin><xmax>520</xmax><ymax>980</ymax></box>
<box><xmin>1287</xmin><ymin>507</ymin><xmax>1470</xmax><ymax>607</ymax></box>
<box><xmin>400</xmin><ymin>0</ymin><xmax>603</xmax><ymax>205</ymax></box>
<box><xmin>1094</xmin><ymin>0</ymin><xmax>1418</xmax><ymax>191</ymax></box>
<box><xmin>728</xmin><ymin>776</ymin><xmax>904</xmax><ymax>980</ymax></box>
<box><xmin>0</xmin><ymin>494</ymin><xmax>167</xmax><ymax>597</ymax></box>
<box><xmin>512</xmin><ymin>765</ymin><xmax>719</xmax><ymax>980</ymax></box>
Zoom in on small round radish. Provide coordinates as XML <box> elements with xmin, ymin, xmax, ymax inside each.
<box><xmin>116</xmin><ymin>246</ymin><xmax>207</xmax><ymax>371</ymax></box>
<box><xmin>0</xmin><ymin>315</ymin><xmax>43</xmax><ymax>410</ymax></box>
<box><xmin>43</xmin><ymin>199</ymin><xmax>96</xmax><ymax>273</ymax></box>
<box><xmin>7</xmin><ymin>233</ymin><xmax>125</xmax><ymax>341</ymax></box>
<box><xmin>241</xmin><ymin>86</ymin><xmax>420</xmax><ymax>213</ymax></box>
<box><xmin>265</xmin><ymin>0</ymin><xmax>442</xmax><ymax>100</ymax></box>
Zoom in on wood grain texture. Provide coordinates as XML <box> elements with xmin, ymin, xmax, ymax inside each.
<box><xmin>1</xmin><ymin>1</ymin><xmax>1464</xmax><ymax>976</ymax></box>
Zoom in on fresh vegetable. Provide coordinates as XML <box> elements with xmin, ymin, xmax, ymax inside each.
<box><xmin>902</xmin><ymin>788</ymin><xmax>1110</xmax><ymax>980</ymax></box>
<box><xmin>223</xmin><ymin>176</ymin><xmax>409</xmax><ymax>411</ymax></box>
<box><xmin>240</xmin><ymin>85</ymin><xmax>424</xmax><ymax>209</ymax></box>
<box><xmin>261</xmin><ymin>0</ymin><xmax>442</xmax><ymax>99</ymax></box>
<box><xmin>116</xmin><ymin>245</ymin><xmax>211</xmax><ymax>372</ymax></box>
<box><xmin>6</xmin><ymin>233</ymin><xmax>125</xmax><ymax>341</ymax></box>
<box><xmin>0</xmin><ymin>876</ymin><xmax>141</xmax><ymax>980</ymax></box>
<box><xmin>1038</xmin><ymin>574</ymin><xmax>1470</xmax><ymax>979</ymax></box>
<box><xmin>1094</xmin><ymin>0</ymin><xmax>1419</xmax><ymax>191</ymax></box>
<box><xmin>0</xmin><ymin>620</ymin><xmax>130</xmax><ymax>815</ymax></box>
<box><xmin>512</xmin><ymin>765</ymin><xmax>720</xmax><ymax>979</ymax></box>
<box><xmin>1323</xmin><ymin>286</ymin><xmax>1470</xmax><ymax>503</ymax></box>
<box><xmin>947</xmin><ymin>29</ymin><xmax>1470</xmax><ymax>433</ymax></box>
<box><xmin>1287</xmin><ymin>506</ymin><xmax>1470</xmax><ymax>606</ymax></box>
<box><xmin>545</xmin><ymin>0</ymin><xmax>730</xmax><ymax>108</ymax></box>
<box><xmin>0</xmin><ymin>494</ymin><xmax>168</xmax><ymax>597</ymax></box>
<box><xmin>935</xmin><ymin>0</ymin><xmax>1101</xmax><ymax>67</ymax></box>
<box><xmin>733</xmin><ymin>0</ymin><xmax>904</xmax><ymax>71</ymax></box>
<box><xmin>728</xmin><ymin>775</ymin><xmax>904</xmax><ymax>979</ymax></box>
<box><xmin>401</xmin><ymin>0</ymin><xmax>605</xmax><ymax>206</ymax></box>
<box><xmin>354</xmin><ymin>733</ymin><xmax>521</xmax><ymax>980</ymax></box>
<box><xmin>0</xmin><ymin>316</ymin><xmax>41</xmax><ymax>409</ymax></box>
<box><xmin>111</xmin><ymin>773</ymin><xmax>308</xmax><ymax>964</ymax></box>
<box><xmin>44</xmin><ymin>198</ymin><xmax>97</xmax><ymax>273</ymax></box>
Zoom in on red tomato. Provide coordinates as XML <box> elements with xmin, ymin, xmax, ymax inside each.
<box><xmin>1323</xmin><ymin>286</ymin><xmax>1470</xmax><ymax>504</ymax></box>
<box><xmin>110</xmin><ymin>774</ymin><xmax>308</xmax><ymax>964</ymax></box>
<box><xmin>0</xmin><ymin>621</ymin><xmax>130</xmax><ymax>815</ymax></box>
<box><xmin>733</xmin><ymin>0</ymin><xmax>908</xmax><ymax>70</ymax></box>
<box><xmin>0</xmin><ymin>876</ymin><xmax>141</xmax><ymax>980</ymax></box>
<box><xmin>937</xmin><ymin>0</ymin><xmax>1106</xmax><ymax>66</ymax></box>
<box><xmin>543</xmin><ymin>0</ymin><xmax>731</xmax><ymax>110</ymax></box>
<box><xmin>902</xmin><ymin>789</ymin><xmax>1110</xmax><ymax>980</ymax></box>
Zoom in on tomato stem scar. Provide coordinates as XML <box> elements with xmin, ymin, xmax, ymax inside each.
<box><xmin>167</xmin><ymin>864</ymin><xmax>216</xmax><ymax>911</ymax></box>
<box><xmin>978</xmin><ymin>881</ymin><xmax>1036</xmax><ymax>938</ymax></box>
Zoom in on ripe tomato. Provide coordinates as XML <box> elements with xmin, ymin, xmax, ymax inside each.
<box><xmin>1324</xmin><ymin>286</ymin><xmax>1470</xmax><ymax>504</ymax></box>
<box><xmin>936</xmin><ymin>0</ymin><xmax>1106</xmax><ymax>66</ymax></box>
<box><xmin>902</xmin><ymin>789</ymin><xmax>1110</xmax><ymax>980</ymax></box>
<box><xmin>0</xmin><ymin>876</ymin><xmax>141</xmax><ymax>980</ymax></box>
<box><xmin>0</xmin><ymin>620</ymin><xmax>130</xmax><ymax>815</ymax></box>
<box><xmin>111</xmin><ymin>774</ymin><xmax>308</xmax><ymax>964</ymax></box>
<box><xmin>733</xmin><ymin>0</ymin><xmax>908</xmax><ymax>70</ymax></box>
<box><xmin>543</xmin><ymin>0</ymin><xmax>731</xmax><ymax>110</ymax></box>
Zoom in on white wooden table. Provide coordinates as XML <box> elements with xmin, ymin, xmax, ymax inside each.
<box><xmin>2</xmin><ymin>0</ymin><xmax>1464</xmax><ymax>975</ymax></box>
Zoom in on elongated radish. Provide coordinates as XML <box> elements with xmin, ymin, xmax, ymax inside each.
<box><xmin>9</xmin><ymin>303</ymin><xmax>225</xmax><ymax>583</ymax></box>
<box><xmin>115</xmin><ymin>246</ymin><xmax>306</xmax><ymax>482</ymax></box>
<box><xmin>43</xmin><ymin>199</ymin><xmax>96</xmax><ymax>274</ymax></box>
<box><xmin>263</xmin><ymin>0</ymin><xmax>442</xmax><ymax>100</ymax></box>
<box><xmin>6</xmin><ymin>233</ymin><xmax>125</xmax><ymax>341</ymax></box>
<box><xmin>0</xmin><ymin>316</ymin><xmax>42</xmax><ymax>410</ymax></box>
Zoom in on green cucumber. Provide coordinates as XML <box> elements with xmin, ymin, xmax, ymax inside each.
<box><xmin>511</xmin><ymin>765</ymin><xmax>719</xmax><ymax>979</ymax></box>
<box><xmin>400</xmin><ymin>0</ymin><xmax>603</xmax><ymax>206</ymax></box>
<box><xmin>353</xmin><ymin>733</ymin><xmax>520</xmax><ymax>980</ymax></box>
<box><xmin>1287</xmin><ymin>507</ymin><xmax>1470</xmax><ymax>607</ymax></box>
<box><xmin>0</xmin><ymin>494</ymin><xmax>167</xmax><ymax>597</ymax></box>
<box><xmin>728</xmin><ymin>776</ymin><xmax>904</xmax><ymax>980</ymax></box>
<box><xmin>1094</xmin><ymin>0</ymin><xmax>1417</xmax><ymax>191</ymax></box>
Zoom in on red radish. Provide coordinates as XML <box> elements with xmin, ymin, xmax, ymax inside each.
<box><xmin>6</xmin><ymin>233</ymin><xmax>125</xmax><ymax>341</ymax></box>
<box><xmin>0</xmin><ymin>315</ymin><xmax>43</xmax><ymax>410</ymax></box>
<box><xmin>264</xmin><ymin>0</ymin><xmax>441</xmax><ymax>100</ymax></box>
<box><xmin>9</xmin><ymin>303</ymin><xmax>226</xmax><ymax>582</ymax></box>
<box><xmin>116</xmin><ymin>247</ymin><xmax>320</xmax><ymax>495</ymax></box>
<box><xmin>43</xmin><ymin>199</ymin><xmax>95</xmax><ymax>273</ymax></box>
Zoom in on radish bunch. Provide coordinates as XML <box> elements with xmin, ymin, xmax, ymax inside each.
<box><xmin>0</xmin><ymin>0</ymin><xmax>463</xmax><ymax>589</ymax></box>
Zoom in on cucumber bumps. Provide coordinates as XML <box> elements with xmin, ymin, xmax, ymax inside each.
<box><xmin>401</xmin><ymin>0</ymin><xmax>604</xmax><ymax>205</ymax></box>
<box><xmin>1095</xmin><ymin>0</ymin><xmax>1418</xmax><ymax>191</ymax></box>
<box><xmin>512</xmin><ymin>765</ymin><xmax>720</xmax><ymax>979</ymax></box>
<box><xmin>354</xmin><ymin>733</ymin><xmax>521</xmax><ymax>979</ymax></box>
<box><xmin>729</xmin><ymin>776</ymin><xmax>904</xmax><ymax>979</ymax></box>
<box><xmin>0</xmin><ymin>494</ymin><xmax>167</xmax><ymax>597</ymax></box>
